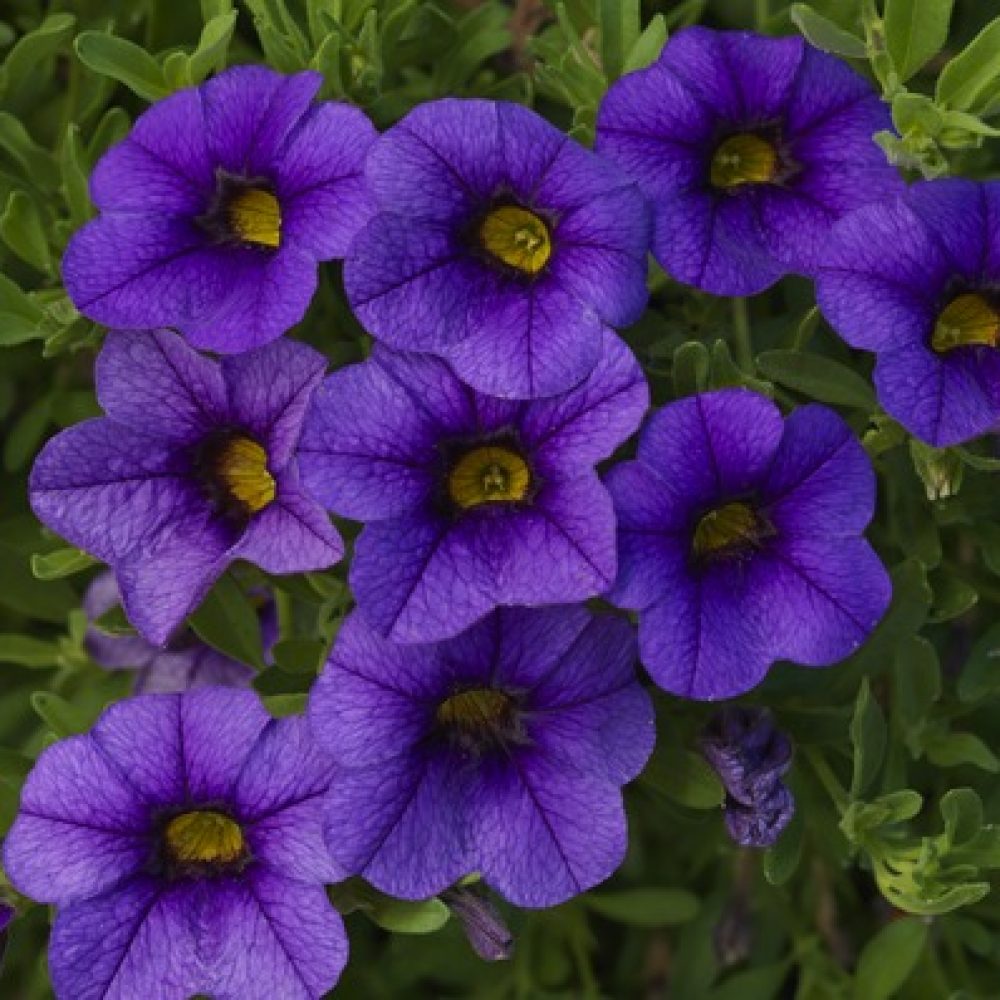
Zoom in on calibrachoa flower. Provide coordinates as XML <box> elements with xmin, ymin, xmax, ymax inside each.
<box><xmin>308</xmin><ymin>606</ymin><xmax>654</xmax><ymax>907</ymax></box>
<box><xmin>63</xmin><ymin>66</ymin><xmax>376</xmax><ymax>352</ymax></box>
<box><xmin>299</xmin><ymin>331</ymin><xmax>648</xmax><ymax>642</ymax></box>
<box><xmin>31</xmin><ymin>329</ymin><xmax>341</xmax><ymax>645</ymax></box>
<box><xmin>817</xmin><ymin>179</ymin><xmax>1000</xmax><ymax>446</ymax></box>
<box><xmin>344</xmin><ymin>98</ymin><xmax>651</xmax><ymax>399</ymax></box>
<box><xmin>3</xmin><ymin>689</ymin><xmax>346</xmax><ymax>999</ymax></box>
<box><xmin>83</xmin><ymin>571</ymin><xmax>269</xmax><ymax>692</ymax></box>
<box><xmin>606</xmin><ymin>389</ymin><xmax>891</xmax><ymax>699</ymax></box>
<box><xmin>701</xmin><ymin>707</ymin><xmax>794</xmax><ymax>848</ymax></box>
<box><xmin>595</xmin><ymin>27</ymin><xmax>902</xmax><ymax>296</ymax></box>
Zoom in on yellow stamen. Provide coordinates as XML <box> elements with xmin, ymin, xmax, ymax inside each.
<box><xmin>931</xmin><ymin>293</ymin><xmax>1000</xmax><ymax>352</ymax></box>
<box><xmin>448</xmin><ymin>446</ymin><xmax>531</xmax><ymax>509</ymax></box>
<box><xmin>216</xmin><ymin>436</ymin><xmax>275</xmax><ymax>514</ymax></box>
<box><xmin>693</xmin><ymin>502</ymin><xmax>762</xmax><ymax>558</ymax></box>
<box><xmin>710</xmin><ymin>134</ymin><xmax>779</xmax><ymax>189</ymax></box>
<box><xmin>479</xmin><ymin>205</ymin><xmax>551</xmax><ymax>275</ymax></box>
<box><xmin>437</xmin><ymin>688</ymin><xmax>512</xmax><ymax>730</ymax></box>
<box><xmin>165</xmin><ymin>810</ymin><xmax>244</xmax><ymax>865</ymax></box>
<box><xmin>227</xmin><ymin>188</ymin><xmax>281</xmax><ymax>248</ymax></box>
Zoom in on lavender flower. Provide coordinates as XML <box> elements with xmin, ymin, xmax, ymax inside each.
<box><xmin>3</xmin><ymin>689</ymin><xmax>346</xmax><ymax>998</ymax></box>
<box><xmin>344</xmin><ymin>98</ymin><xmax>650</xmax><ymax>399</ymax></box>
<box><xmin>596</xmin><ymin>27</ymin><xmax>902</xmax><ymax>295</ymax></box>
<box><xmin>31</xmin><ymin>330</ymin><xmax>341</xmax><ymax>645</ymax></box>
<box><xmin>63</xmin><ymin>66</ymin><xmax>376</xmax><ymax>352</ymax></box>
<box><xmin>606</xmin><ymin>389</ymin><xmax>891</xmax><ymax>699</ymax></box>
<box><xmin>308</xmin><ymin>606</ymin><xmax>654</xmax><ymax>907</ymax></box>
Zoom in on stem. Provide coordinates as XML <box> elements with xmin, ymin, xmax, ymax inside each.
<box><xmin>755</xmin><ymin>0</ymin><xmax>769</xmax><ymax>30</ymax></box>
<box><xmin>803</xmin><ymin>746</ymin><xmax>850</xmax><ymax>814</ymax></box>
<box><xmin>731</xmin><ymin>297</ymin><xmax>753</xmax><ymax>373</ymax></box>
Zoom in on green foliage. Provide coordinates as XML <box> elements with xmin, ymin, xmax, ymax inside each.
<box><xmin>1</xmin><ymin>1</ymin><xmax>1000</xmax><ymax>998</ymax></box>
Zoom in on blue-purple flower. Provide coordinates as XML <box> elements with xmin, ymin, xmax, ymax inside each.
<box><xmin>344</xmin><ymin>98</ymin><xmax>651</xmax><ymax>399</ymax></box>
<box><xmin>298</xmin><ymin>331</ymin><xmax>648</xmax><ymax>643</ymax></box>
<box><xmin>31</xmin><ymin>329</ymin><xmax>341</xmax><ymax>645</ymax></box>
<box><xmin>83</xmin><ymin>571</ymin><xmax>272</xmax><ymax>692</ymax></box>
<box><xmin>817</xmin><ymin>179</ymin><xmax>1000</xmax><ymax>446</ymax></box>
<box><xmin>308</xmin><ymin>606</ymin><xmax>654</xmax><ymax>907</ymax></box>
<box><xmin>3</xmin><ymin>689</ymin><xmax>346</xmax><ymax>999</ymax></box>
<box><xmin>701</xmin><ymin>707</ymin><xmax>794</xmax><ymax>848</ymax></box>
<box><xmin>63</xmin><ymin>66</ymin><xmax>376</xmax><ymax>353</ymax></box>
<box><xmin>606</xmin><ymin>389</ymin><xmax>891</xmax><ymax>700</ymax></box>
<box><xmin>595</xmin><ymin>27</ymin><xmax>902</xmax><ymax>296</ymax></box>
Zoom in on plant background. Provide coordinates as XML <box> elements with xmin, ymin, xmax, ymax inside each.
<box><xmin>2</xmin><ymin>0</ymin><xmax>1000</xmax><ymax>997</ymax></box>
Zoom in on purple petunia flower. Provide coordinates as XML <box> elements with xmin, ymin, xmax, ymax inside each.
<box><xmin>83</xmin><ymin>571</ymin><xmax>264</xmax><ymax>692</ymax></box>
<box><xmin>701</xmin><ymin>707</ymin><xmax>795</xmax><ymax>848</ymax></box>
<box><xmin>3</xmin><ymin>689</ymin><xmax>346</xmax><ymax>999</ymax></box>
<box><xmin>606</xmin><ymin>389</ymin><xmax>891</xmax><ymax>700</ymax></box>
<box><xmin>308</xmin><ymin>606</ymin><xmax>654</xmax><ymax>907</ymax></box>
<box><xmin>595</xmin><ymin>27</ymin><xmax>902</xmax><ymax>296</ymax></box>
<box><xmin>343</xmin><ymin>98</ymin><xmax>651</xmax><ymax>399</ymax></box>
<box><xmin>63</xmin><ymin>66</ymin><xmax>376</xmax><ymax>353</ymax></box>
<box><xmin>298</xmin><ymin>330</ymin><xmax>648</xmax><ymax>643</ymax></box>
<box><xmin>30</xmin><ymin>329</ymin><xmax>341</xmax><ymax>645</ymax></box>
<box><xmin>817</xmin><ymin>179</ymin><xmax>1000</xmax><ymax>446</ymax></box>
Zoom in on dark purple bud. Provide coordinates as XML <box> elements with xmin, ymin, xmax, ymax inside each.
<box><xmin>443</xmin><ymin>887</ymin><xmax>513</xmax><ymax>962</ymax></box>
<box><xmin>0</xmin><ymin>899</ymin><xmax>14</xmax><ymax>968</ymax></box>
<box><xmin>724</xmin><ymin>784</ymin><xmax>795</xmax><ymax>848</ymax></box>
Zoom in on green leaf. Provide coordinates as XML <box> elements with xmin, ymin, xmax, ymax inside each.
<box><xmin>940</xmin><ymin>788</ymin><xmax>983</xmax><ymax>847</ymax></box>
<box><xmin>893</xmin><ymin>636</ymin><xmax>940</xmax><ymax>736</ymax></box>
<box><xmin>763</xmin><ymin>807</ymin><xmax>804</xmax><ymax>886</ymax></box>
<box><xmin>0</xmin><ymin>190</ymin><xmax>51</xmax><ymax>273</ymax></box>
<box><xmin>925</xmin><ymin>731</ymin><xmax>999</xmax><ymax>772</ymax></box>
<box><xmin>187</xmin><ymin>11</ymin><xmax>238</xmax><ymax>83</ymax></box>
<box><xmin>585</xmin><ymin>888</ymin><xmax>699</xmax><ymax>927</ymax></box>
<box><xmin>272</xmin><ymin>638</ymin><xmax>327</xmax><ymax>675</ymax></box>
<box><xmin>0</xmin><ymin>112</ymin><xmax>60</xmax><ymax>189</ymax></box>
<box><xmin>623</xmin><ymin>14</ymin><xmax>666</xmax><ymax>73</ymax></box>
<box><xmin>4</xmin><ymin>392</ymin><xmax>52</xmax><ymax>472</ymax></box>
<box><xmin>850</xmin><ymin>678</ymin><xmax>887</xmax><ymax>798</ymax></box>
<box><xmin>852</xmin><ymin>918</ymin><xmax>927</xmax><ymax>1000</ymax></box>
<box><xmin>74</xmin><ymin>32</ymin><xmax>169</xmax><ymax>102</ymax></box>
<box><xmin>709</xmin><ymin>961</ymin><xmax>792</xmax><ymax>1000</ymax></box>
<box><xmin>0</xmin><ymin>14</ymin><xmax>76</xmax><ymax>103</ymax></box>
<box><xmin>672</xmin><ymin>340</ymin><xmax>710</xmax><ymax>398</ymax></box>
<box><xmin>928</xmin><ymin>571</ymin><xmax>977</xmax><ymax>623</ymax></box>
<box><xmin>756</xmin><ymin>350</ymin><xmax>876</xmax><ymax>409</ymax></box>
<box><xmin>30</xmin><ymin>691</ymin><xmax>91</xmax><ymax>736</ymax></box>
<box><xmin>599</xmin><ymin>0</ymin><xmax>639</xmax><ymax>81</ymax></box>
<box><xmin>329</xmin><ymin>880</ymin><xmax>450</xmax><ymax>933</ymax></box>
<box><xmin>261</xmin><ymin>693</ymin><xmax>308</xmax><ymax>717</ymax></box>
<box><xmin>936</xmin><ymin>15</ymin><xmax>1000</xmax><ymax>111</ymax></box>
<box><xmin>884</xmin><ymin>0</ymin><xmax>954</xmax><ymax>82</ymax></box>
<box><xmin>957</xmin><ymin>622</ymin><xmax>1000</xmax><ymax>703</ymax></box>
<box><xmin>0</xmin><ymin>272</ymin><xmax>44</xmax><ymax>346</ymax></box>
<box><xmin>189</xmin><ymin>574</ymin><xmax>265</xmax><ymax>670</ymax></box>
<box><xmin>31</xmin><ymin>547</ymin><xmax>96</xmax><ymax>581</ymax></box>
<box><xmin>790</xmin><ymin>4</ymin><xmax>867</xmax><ymax>58</ymax></box>
<box><xmin>0</xmin><ymin>634</ymin><xmax>61</xmax><ymax>668</ymax></box>
<box><xmin>641</xmin><ymin>746</ymin><xmax>724</xmax><ymax>809</ymax></box>
<box><xmin>60</xmin><ymin>124</ymin><xmax>93</xmax><ymax>227</ymax></box>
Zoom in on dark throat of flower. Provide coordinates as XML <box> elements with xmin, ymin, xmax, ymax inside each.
<box><xmin>435</xmin><ymin>686</ymin><xmax>524</xmax><ymax>755</ymax></box>
<box><xmin>710</xmin><ymin>132</ymin><xmax>781</xmax><ymax>190</ymax></box>
<box><xmin>200</xmin><ymin>173</ymin><xmax>282</xmax><ymax>250</ymax></box>
<box><xmin>931</xmin><ymin>292</ymin><xmax>1000</xmax><ymax>353</ymax></box>
<box><xmin>476</xmin><ymin>203</ymin><xmax>552</xmax><ymax>277</ymax></box>
<box><xmin>160</xmin><ymin>808</ymin><xmax>249</xmax><ymax>878</ymax></box>
<box><xmin>445</xmin><ymin>441</ymin><xmax>534</xmax><ymax>512</ymax></box>
<box><xmin>691</xmin><ymin>501</ymin><xmax>775</xmax><ymax>565</ymax></box>
<box><xmin>197</xmin><ymin>430</ymin><xmax>276</xmax><ymax>521</ymax></box>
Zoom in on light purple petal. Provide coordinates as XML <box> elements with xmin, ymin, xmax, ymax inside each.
<box><xmin>221</xmin><ymin>337</ymin><xmax>327</xmax><ymax>466</ymax></box>
<box><xmin>96</xmin><ymin>329</ymin><xmax>227</xmax><ymax>443</ymax></box>
<box><xmin>323</xmin><ymin>751</ymin><xmax>472</xmax><ymax>899</ymax></box>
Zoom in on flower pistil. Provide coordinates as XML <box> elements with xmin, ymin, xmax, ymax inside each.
<box><xmin>479</xmin><ymin>205</ymin><xmax>552</xmax><ymax>275</ymax></box>
<box><xmin>931</xmin><ymin>292</ymin><xmax>1000</xmax><ymax>353</ymax></box>
<box><xmin>448</xmin><ymin>445</ymin><xmax>531</xmax><ymax>509</ymax></box>
<box><xmin>164</xmin><ymin>810</ymin><xmax>245</xmax><ymax>866</ymax></box>
<box><xmin>710</xmin><ymin>134</ymin><xmax>779</xmax><ymax>189</ymax></box>
<box><xmin>693</xmin><ymin>501</ymin><xmax>772</xmax><ymax>561</ymax></box>
<box><xmin>226</xmin><ymin>187</ymin><xmax>282</xmax><ymax>249</ymax></box>
<box><xmin>214</xmin><ymin>435</ymin><xmax>276</xmax><ymax>514</ymax></box>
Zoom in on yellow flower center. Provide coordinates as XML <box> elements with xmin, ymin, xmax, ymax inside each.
<box><xmin>710</xmin><ymin>134</ymin><xmax>779</xmax><ymax>189</ymax></box>
<box><xmin>226</xmin><ymin>187</ymin><xmax>281</xmax><ymax>248</ymax></box>
<box><xmin>448</xmin><ymin>446</ymin><xmax>531</xmax><ymax>509</ymax></box>
<box><xmin>437</xmin><ymin>688</ymin><xmax>513</xmax><ymax>730</ymax></box>
<box><xmin>164</xmin><ymin>810</ymin><xmax>245</xmax><ymax>865</ymax></box>
<box><xmin>215</xmin><ymin>436</ymin><xmax>275</xmax><ymax>514</ymax></box>
<box><xmin>479</xmin><ymin>205</ymin><xmax>552</xmax><ymax>275</ymax></box>
<box><xmin>931</xmin><ymin>293</ymin><xmax>1000</xmax><ymax>352</ymax></box>
<box><xmin>693</xmin><ymin>502</ymin><xmax>765</xmax><ymax>559</ymax></box>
